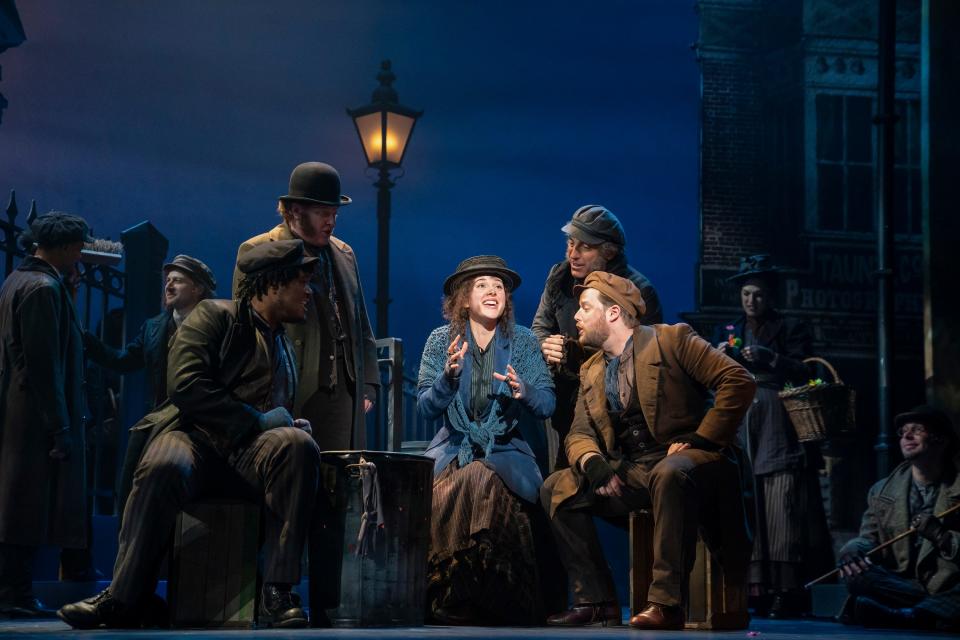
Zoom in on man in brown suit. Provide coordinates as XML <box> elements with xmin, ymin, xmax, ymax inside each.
<box><xmin>542</xmin><ymin>271</ymin><xmax>755</xmax><ymax>630</ymax></box>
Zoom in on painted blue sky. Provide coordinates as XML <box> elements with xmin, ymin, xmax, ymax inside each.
<box><xmin>1</xmin><ymin>0</ymin><xmax>700</xmax><ymax>364</ymax></box>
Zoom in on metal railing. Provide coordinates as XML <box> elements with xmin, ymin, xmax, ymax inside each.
<box><xmin>369</xmin><ymin>337</ymin><xmax>439</xmax><ymax>452</ymax></box>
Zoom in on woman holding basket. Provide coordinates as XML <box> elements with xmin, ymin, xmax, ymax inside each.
<box><xmin>714</xmin><ymin>254</ymin><xmax>834</xmax><ymax>618</ymax></box>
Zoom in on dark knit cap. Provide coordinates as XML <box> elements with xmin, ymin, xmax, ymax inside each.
<box><xmin>24</xmin><ymin>212</ymin><xmax>93</xmax><ymax>248</ymax></box>
<box><xmin>561</xmin><ymin>205</ymin><xmax>626</xmax><ymax>247</ymax></box>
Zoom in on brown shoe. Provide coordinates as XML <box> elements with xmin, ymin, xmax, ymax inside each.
<box><xmin>629</xmin><ymin>602</ymin><xmax>684</xmax><ymax>630</ymax></box>
<box><xmin>547</xmin><ymin>603</ymin><xmax>621</xmax><ymax>626</ymax></box>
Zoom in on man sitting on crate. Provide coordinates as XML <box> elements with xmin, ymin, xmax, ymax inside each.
<box><xmin>58</xmin><ymin>240</ymin><xmax>322</xmax><ymax>630</ymax></box>
<box><xmin>837</xmin><ymin>405</ymin><xmax>960</xmax><ymax>631</ymax></box>
<box><xmin>542</xmin><ymin>271</ymin><xmax>755</xmax><ymax>630</ymax></box>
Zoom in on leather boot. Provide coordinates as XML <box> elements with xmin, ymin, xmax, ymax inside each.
<box><xmin>57</xmin><ymin>589</ymin><xmax>141</xmax><ymax>629</ymax></box>
<box><xmin>629</xmin><ymin>601</ymin><xmax>685</xmax><ymax>630</ymax></box>
<box><xmin>260</xmin><ymin>584</ymin><xmax>308</xmax><ymax>629</ymax></box>
<box><xmin>546</xmin><ymin>602</ymin><xmax>621</xmax><ymax>626</ymax></box>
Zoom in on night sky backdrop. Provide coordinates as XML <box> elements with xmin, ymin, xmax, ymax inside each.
<box><xmin>1</xmin><ymin>1</ymin><xmax>700</xmax><ymax>366</ymax></box>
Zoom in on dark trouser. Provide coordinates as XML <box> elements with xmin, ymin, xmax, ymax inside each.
<box><xmin>847</xmin><ymin>565</ymin><xmax>960</xmax><ymax>624</ymax></box>
<box><xmin>300</xmin><ymin>354</ymin><xmax>356</xmax><ymax>452</ymax></box>
<box><xmin>110</xmin><ymin>427</ymin><xmax>320</xmax><ymax>604</ymax></box>
<box><xmin>0</xmin><ymin>543</ymin><xmax>36</xmax><ymax>603</ymax></box>
<box><xmin>545</xmin><ymin>448</ymin><xmax>749</xmax><ymax>608</ymax></box>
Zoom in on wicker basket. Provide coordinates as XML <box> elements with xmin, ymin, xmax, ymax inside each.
<box><xmin>778</xmin><ymin>357</ymin><xmax>856</xmax><ymax>442</ymax></box>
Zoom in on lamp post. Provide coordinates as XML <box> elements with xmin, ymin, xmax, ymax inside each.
<box><xmin>348</xmin><ymin>60</ymin><xmax>422</xmax><ymax>338</ymax></box>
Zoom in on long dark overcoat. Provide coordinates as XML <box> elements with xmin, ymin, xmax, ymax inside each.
<box><xmin>0</xmin><ymin>257</ymin><xmax>87</xmax><ymax>548</ymax></box>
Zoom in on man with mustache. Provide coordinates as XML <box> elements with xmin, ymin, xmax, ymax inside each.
<box><xmin>532</xmin><ymin>205</ymin><xmax>661</xmax><ymax>469</ymax></box>
<box><xmin>58</xmin><ymin>240</ymin><xmax>322</xmax><ymax>629</ymax></box>
<box><xmin>233</xmin><ymin>162</ymin><xmax>378</xmax><ymax>453</ymax></box>
<box><xmin>542</xmin><ymin>271</ymin><xmax>754</xmax><ymax>630</ymax></box>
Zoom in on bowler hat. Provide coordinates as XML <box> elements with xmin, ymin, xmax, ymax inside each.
<box><xmin>237</xmin><ymin>239</ymin><xmax>319</xmax><ymax>276</ymax></box>
<box><xmin>443</xmin><ymin>255</ymin><xmax>521</xmax><ymax>295</ymax></box>
<box><xmin>163</xmin><ymin>254</ymin><xmax>218</xmax><ymax>294</ymax></box>
<box><xmin>727</xmin><ymin>254</ymin><xmax>779</xmax><ymax>286</ymax></box>
<box><xmin>278</xmin><ymin>162</ymin><xmax>352</xmax><ymax>206</ymax></box>
<box><xmin>561</xmin><ymin>205</ymin><xmax>626</xmax><ymax>247</ymax></box>
<box><xmin>573</xmin><ymin>271</ymin><xmax>647</xmax><ymax>319</ymax></box>
<box><xmin>895</xmin><ymin>405</ymin><xmax>958</xmax><ymax>451</ymax></box>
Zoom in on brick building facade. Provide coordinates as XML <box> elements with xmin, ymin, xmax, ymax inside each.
<box><xmin>683</xmin><ymin>0</ymin><xmax>924</xmax><ymax>529</ymax></box>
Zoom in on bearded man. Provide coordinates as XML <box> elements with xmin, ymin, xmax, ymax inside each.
<box><xmin>542</xmin><ymin>271</ymin><xmax>754</xmax><ymax>630</ymax></box>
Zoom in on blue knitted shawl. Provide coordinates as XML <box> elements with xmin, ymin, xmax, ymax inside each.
<box><xmin>418</xmin><ymin>323</ymin><xmax>551</xmax><ymax>466</ymax></box>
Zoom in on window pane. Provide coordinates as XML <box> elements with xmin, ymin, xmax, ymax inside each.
<box><xmin>847</xmin><ymin>165</ymin><xmax>874</xmax><ymax>231</ymax></box>
<box><xmin>911</xmin><ymin>168</ymin><xmax>922</xmax><ymax>235</ymax></box>
<box><xmin>910</xmin><ymin>101</ymin><xmax>920</xmax><ymax>165</ymax></box>
<box><xmin>894</xmin><ymin>167</ymin><xmax>909</xmax><ymax>234</ymax></box>
<box><xmin>818</xmin><ymin>164</ymin><xmax>844</xmax><ymax>230</ymax></box>
<box><xmin>847</xmin><ymin>96</ymin><xmax>873</xmax><ymax>163</ymax></box>
<box><xmin>817</xmin><ymin>94</ymin><xmax>843</xmax><ymax>161</ymax></box>
<box><xmin>894</xmin><ymin>100</ymin><xmax>908</xmax><ymax>165</ymax></box>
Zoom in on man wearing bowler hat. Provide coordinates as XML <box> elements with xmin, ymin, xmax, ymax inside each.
<box><xmin>542</xmin><ymin>271</ymin><xmax>754</xmax><ymax>629</ymax></box>
<box><xmin>532</xmin><ymin>205</ymin><xmax>662</xmax><ymax>469</ymax></box>
<box><xmin>83</xmin><ymin>254</ymin><xmax>217</xmax><ymax>513</ymax></box>
<box><xmin>59</xmin><ymin>240</ymin><xmax>322</xmax><ymax>629</ymax></box>
<box><xmin>837</xmin><ymin>405</ymin><xmax>960</xmax><ymax>630</ymax></box>
<box><xmin>233</xmin><ymin>162</ymin><xmax>378</xmax><ymax>453</ymax></box>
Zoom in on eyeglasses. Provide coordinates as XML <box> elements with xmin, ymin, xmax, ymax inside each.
<box><xmin>897</xmin><ymin>424</ymin><xmax>928</xmax><ymax>438</ymax></box>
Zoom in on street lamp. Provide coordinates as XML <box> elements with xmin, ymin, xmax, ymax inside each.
<box><xmin>348</xmin><ymin>60</ymin><xmax>422</xmax><ymax>337</ymax></box>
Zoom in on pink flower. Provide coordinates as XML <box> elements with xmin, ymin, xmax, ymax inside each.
<box><xmin>725</xmin><ymin>324</ymin><xmax>735</xmax><ymax>331</ymax></box>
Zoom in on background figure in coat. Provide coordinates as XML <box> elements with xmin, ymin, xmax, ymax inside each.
<box><xmin>58</xmin><ymin>240</ymin><xmax>322</xmax><ymax>630</ymax></box>
<box><xmin>83</xmin><ymin>254</ymin><xmax>216</xmax><ymax>513</ymax></box>
<box><xmin>234</xmin><ymin>162</ymin><xmax>378</xmax><ymax>452</ymax></box>
<box><xmin>532</xmin><ymin>205</ymin><xmax>661</xmax><ymax>470</ymax></box>
<box><xmin>417</xmin><ymin>256</ymin><xmax>556</xmax><ymax>625</ymax></box>
<box><xmin>713</xmin><ymin>254</ymin><xmax>833</xmax><ymax>617</ymax></box>
<box><xmin>543</xmin><ymin>271</ymin><xmax>755</xmax><ymax>630</ymax></box>
<box><xmin>0</xmin><ymin>213</ymin><xmax>92</xmax><ymax>618</ymax></box>
<box><xmin>837</xmin><ymin>405</ymin><xmax>960</xmax><ymax>631</ymax></box>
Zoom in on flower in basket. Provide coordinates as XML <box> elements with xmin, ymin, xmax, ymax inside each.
<box><xmin>807</xmin><ymin>378</ymin><xmax>825</xmax><ymax>387</ymax></box>
<box><xmin>727</xmin><ymin>334</ymin><xmax>742</xmax><ymax>348</ymax></box>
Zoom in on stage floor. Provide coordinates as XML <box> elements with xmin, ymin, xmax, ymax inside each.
<box><xmin>0</xmin><ymin>616</ymin><xmax>956</xmax><ymax>639</ymax></box>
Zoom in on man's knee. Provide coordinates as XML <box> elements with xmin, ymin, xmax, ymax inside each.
<box><xmin>648</xmin><ymin>454</ymin><xmax>694</xmax><ymax>490</ymax></box>
<box><xmin>263</xmin><ymin>427</ymin><xmax>321</xmax><ymax>466</ymax></box>
<box><xmin>134</xmin><ymin>433</ymin><xmax>196</xmax><ymax>489</ymax></box>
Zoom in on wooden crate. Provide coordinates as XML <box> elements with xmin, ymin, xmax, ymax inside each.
<box><xmin>169</xmin><ymin>501</ymin><xmax>260</xmax><ymax>628</ymax></box>
<box><xmin>629</xmin><ymin>509</ymin><xmax>749</xmax><ymax>630</ymax></box>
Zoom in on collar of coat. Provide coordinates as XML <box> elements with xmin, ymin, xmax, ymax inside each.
<box><xmin>579</xmin><ymin>325</ymin><xmax>661</xmax><ymax>448</ymax></box>
<box><xmin>17</xmin><ymin>255</ymin><xmax>62</xmax><ymax>280</ymax></box>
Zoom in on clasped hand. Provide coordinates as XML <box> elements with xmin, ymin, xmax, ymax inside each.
<box><xmin>444</xmin><ymin>334</ymin><xmax>469</xmax><ymax>378</ymax></box>
<box><xmin>493</xmin><ymin>364</ymin><xmax>527</xmax><ymax>400</ymax></box>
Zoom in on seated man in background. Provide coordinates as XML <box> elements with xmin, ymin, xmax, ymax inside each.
<box><xmin>838</xmin><ymin>405</ymin><xmax>960</xmax><ymax>631</ymax></box>
<box><xmin>58</xmin><ymin>240</ymin><xmax>321</xmax><ymax>630</ymax></box>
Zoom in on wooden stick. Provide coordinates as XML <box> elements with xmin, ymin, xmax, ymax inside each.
<box><xmin>804</xmin><ymin>501</ymin><xmax>960</xmax><ymax>590</ymax></box>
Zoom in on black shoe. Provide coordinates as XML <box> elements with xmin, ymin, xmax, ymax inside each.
<box><xmin>57</xmin><ymin>589</ymin><xmax>140</xmax><ymax>629</ymax></box>
<box><xmin>431</xmin><ymin>603</ymin><xmax>478</xmax><ymax>625</ymax></box>
<box><xmin>546</xmin><ymin>602</ymin><xmax>622</xmax><ymax>626</ymax></box>
<box><xmin>854</xmin><ymin>596</ymin><xmax>930</xmax><ymax>629</ymax></box>
<box><xmin>0</xmin><ymin>596</ymin><xmax>56</xmax><ymax>618</ymax></box>
<box><xmin>260</xmin><ymin>584</ymin><xmax>307</xmax><ymax>629</ymax></box>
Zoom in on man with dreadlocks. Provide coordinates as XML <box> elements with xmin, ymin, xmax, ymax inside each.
<box><xmin>58</xmin><ymin>240</ymin><xmax>322</xmax><ymax>630</ymax></box>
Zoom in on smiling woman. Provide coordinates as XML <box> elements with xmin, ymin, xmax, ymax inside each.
<box><xmin>415</xmin><ymin>255</ymin><xmax>562</xmax><ymax>625</ymax></box>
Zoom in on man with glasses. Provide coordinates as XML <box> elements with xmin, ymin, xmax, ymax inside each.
<box><xmin>837</xmin><ymin>405</ymin><xmax>960</xmax><ymax>630</ymax></box>
<box><xmin>532</xmin><ymin>205</ymin><xmax>661</xmax><ymax>469</ymax></box>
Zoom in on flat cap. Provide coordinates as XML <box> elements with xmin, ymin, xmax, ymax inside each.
<box><xmin>561</xmin><ymin>205</ymin><xmax>626</xmax><ymax>247</ymax></box>
<box><xmin>26</xmin><ymin>212</ymin><xmax>93</xmax><ymax>247</ymax></box>
<box><xmin>163</xmin><ymin>254</ymin><xmax>218</xmax><ymax>293</ymax></box>
<box><xmin>574</xmin><ymin>271</ymin><xmax>646</xmax><ymax>319</ymax></box>
<box><xmin>237</xmin><ymin>239</ymin><xmax>318</xmax><ymax>276</ymax></box>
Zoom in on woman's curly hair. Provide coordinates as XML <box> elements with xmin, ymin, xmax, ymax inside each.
<box><xmin>236</xmin><ymin>264</ymin><xmax>313</xmax><ymax>301</ymax></box>
<box><xmin>441</xmin><ymin>275</ymin><xmax>514</xmax><ymax>340</ymax></box>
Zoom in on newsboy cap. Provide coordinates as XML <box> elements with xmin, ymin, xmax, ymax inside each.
<box><xmin>279</xmin><ymin>162</ymin><xmax>352</xmax><ymax>206</ymax></box>
<box><xmin>574</xmin><ymin>271</ymin><xmax>646</xmax><ymax>319</ymax></box>
<box><xmin>26</xmin><ymin>212</ymin><xmax>93</xmax><ymax>248</ymax></box>
<box><xmin>163</xmin><ymin>254</ymin><xmax>218</xmax><ymax>294</ymax></box>
<box><xmin>561</xmin><ymin>205</ymin><xmax>626</xmax><ymax>247</ymax></box>
<box><xmin>442</xmin><ymin>255</ymin><xmax>521</xmax><ymax>296</ymax></box>
<box><xmin>237</xmin><ymin>240</ymin><xmax>319</xmax><ymax>276</ymax></box>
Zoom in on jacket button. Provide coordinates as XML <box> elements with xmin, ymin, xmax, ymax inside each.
<box><xmin>295</xmin><ymin>339</ymin><xmax>302</xmax><ymax>346</ymax></box>
<box><xmin>632</xmin><ymin>429</ymin><xmax>640</xmax><ymax>436</ymax></box>
<box><xmin>329</xmin><ymin>355</ymin><xmax>335</xmax><ymax>361</ymax></box>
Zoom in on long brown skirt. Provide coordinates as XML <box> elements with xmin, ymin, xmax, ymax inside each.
<box><xmin>427</xmin><ymin>460</ymin><xmax>540</xmax><ymax>625</ymax></box>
